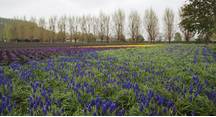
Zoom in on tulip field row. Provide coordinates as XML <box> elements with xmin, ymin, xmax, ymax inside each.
<box><xmin>0</xmin><ymin>47</ymin><xmax>131</xmax><ymax>65</ymax></box>
<box><xmin>0</xmin><ymin>45</ymin><xmax>216</xmax><ymax>116</ymax></box>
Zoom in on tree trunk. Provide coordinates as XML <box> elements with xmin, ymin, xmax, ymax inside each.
<box><xmin>107</xmin><ymin>36</ymin><xmax>109</xmax><ymax>43</ymax></box>
<box><xmin>82</xmin><ymin>34</ymin><xmax>83</xmax><ymax>43</ymax></box>
<box><xmin>70</xmin><ymin>31</ymin><xmax>73</xmax><ymax>43</ymax></box>
<box><xmin>41</xmin><ymin>32</ymin><xmax>43</xmax><ymax>43</ymax></box>
<box><xmin>63</xmin><ymin>25</ymin><xmax>65</xmax><ymax>43</ymax></box>
<box><xmin>101</xmin><ymin>35</ymin><xmax>103</xmax><ymax>43</ymax></box>
<box><xmin>31</xmin><ymin>30</ymin><xmax>34</xmax><ymax>42</ymax></box>
<box><xmin>94</xmin><ymin>36</ymin><xmax>96</xmax><ymax>43</ymax></box>
<box><xmin>87</xmin><ymin>34</ymin><xmax>89</xmax><ymax>43</ymax></box>
<box><xmin>52</xmin><ymin>27</ymin><xmax>55</xmax><ymax>43</ymax></box>
<box><xmin>75</xmin><ymin>36</ymin><xmax>77</xmax><ymax>43</ymax></box>
<box><xmin>41</xmin><ymin>27</ymin><xmax>43</xmax><ymax>42</ymax></box>
<box><xmin>205</xmin><ymin>32</ymin><xmax>209</xmax><ymax>45</ymax></box>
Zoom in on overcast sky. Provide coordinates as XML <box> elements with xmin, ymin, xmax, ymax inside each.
<box><xmin>0</xmin><ymin>0</ymin><xmax>187</xmax><ymax>39</ymax></box>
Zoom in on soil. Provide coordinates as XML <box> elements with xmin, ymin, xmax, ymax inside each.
<box><xmin>5</xmin><ymin>50</ymin><xmax>13</xmax><ymax>65</ymax></box>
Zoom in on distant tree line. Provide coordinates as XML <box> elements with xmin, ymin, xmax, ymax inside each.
<box><xmin>0</xmin><ymin>3</ymin><xmax>216</xmax><ymax>44</ymax></box>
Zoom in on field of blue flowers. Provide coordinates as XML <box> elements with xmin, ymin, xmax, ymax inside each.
<box><xmin>0</xmin><ymin>45</ymin><xmax>216</xmax><ymax>116</ymax></box>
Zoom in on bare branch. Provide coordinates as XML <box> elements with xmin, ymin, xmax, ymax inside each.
<box><xmin>143</xmin><ymin>7</ymin><xmax>159</xmax><ymax>43</ymax></box>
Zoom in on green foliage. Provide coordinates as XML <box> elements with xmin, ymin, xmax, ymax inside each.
<box><xmin>174</xmin><ymin>32</ymin><xmax>182</xmax><ymax>42</ymax></box>
<box><xmin>195</xmin><ymin>35</ymin><xmax>204</xmax><ymax>44</ymax></box>
<box><xmin>213</xmin><ymin>21</ymin><xmax>216</xmax><ymax>35</ymax></box>
<box><xmin>180</xmin><ymin>0</ymin><xmax>215</xmax><ymax>36</ymax></box>
<box><xmin>127</xmin><ymin>38</ymin><xmax>133</xmax><ymax>43</ymax></box>
<box><xmin>0</xmin><ymin>17</ymin><xmax>52</xmax><ymax>41</ymax></box>
<box><xmin>88</xmin><ymin>33</ymin><xmax>94</xmax><ymax>42</ymax></box>
<box><xmin>120</xmin><ymin>34</ymin><xmax>126</xmax><ymax>42</ymax></box>
<box><xmin>137</xmin><ymin>34</ymin><xmax>145</xmax><ymax>42</ymax></box>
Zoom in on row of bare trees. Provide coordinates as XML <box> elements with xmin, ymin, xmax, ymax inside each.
<box><xmin>1</xmin><ymin>7</ymin><xmax>184</xmax><ymax>43</ymax></box>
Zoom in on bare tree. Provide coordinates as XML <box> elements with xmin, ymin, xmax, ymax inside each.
<box><xmin>99</xmin><ymin>10</ymin><xmax>106</xmax><ymax>43</ymax></box>
<box><xmin>104</xmin><ymin>14</ymin><xmax>110</xmax><ymax>43</ymax></box>
<box><xmin>143</xmin><ymin>7</ymin><xmax>159</xmax><ymax>43</ymax></box>
<box><xmin>38</xmin><ymin>17</ymin><xmax>46</xmax><ymax>42</ymax></box>
<box><xmin>86</xmin><ymin>14</ymin><xmax>93</xmax><ymax>43</ymax></box>
<box><xmin>128</xmin><ymin>9</ymin><xmax>142</xmax><ymax>43</ymax></box>
<box><xmin>49</xmin><ymin>15</ymin><xmax>57</xmax><ymax>43</ymax></box>
<box><xmin>73</xmin><ymin>15</ymin><xmax>80</xmax><ymax>43</ymax></box>
<box><xmin>62</xmin><ymin>14</ymin><xmax>67</xmax><ymax>43</ymax></box>
<box><xmin>68</xmin><ymin>15</ymin><xmax>74</xmax><ymax>43</ymax></box>
<box><xmin>92</xmin><ymin>16</ymin><xmax>99</xmax><ymax>43</ymax></box>
<box><xmin>57</xmin><ymin>16</ymin><xmax>63</xmax><ymax>42</ymax></box>
<box><xmin>163</xmin><ymin>7</ymin><xmax>175</xmax><ymax>44</ymax></box>
<box><xmin>112</xmin><ymin>8</ymin><xmax>125</xmax><ymax>42</ymax></box>
<box><xmin>135</xmin><ymin>15</ymin><xmax>142</xmax><ymax>43</ymax></box>
<box><xmin>80</xmin><ymin>15</ymin><xmax>87</xmax><ymax>43</ymax></box>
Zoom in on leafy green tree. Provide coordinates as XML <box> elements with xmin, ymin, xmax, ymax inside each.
<box><xmin>174</xmin><ymin>32</ymin><xmax>182</xmax><ymax>42</ymax></box>
<box><xmin>120</xmin><ymin>33</ymin><xmax>126</xmax><ymax>42</ymax></box>
<box><xmin>195</xmin><ymin>34</ymin><xmax>204</xmax><ymax>44</ymax></box>
<box><xmin>128</xmin><ymin>38</ymin><xmax>133</xmax><ymax>43</ymax></box>
<box><xmin>2</xmin><ymin>23</ymin><xmax>12</xmax><ymax>42</ymax></box>
<box><xmin>180</xmin><ymin>0</ymin><xmax>215</xmax><ymax>45</ymax></box>
<box><xmin>137</xmin><ymin>34</ymin><xmax>145</xmax><ymax>42</ymax></box>
<box><xmin>88</xmin><ymin>33</ymin><xmax>94</xmax><ymax>42</ymax></box>
<box><xmin>178</xmin><ymin>8</ymin><xmax>195</xmax><ymax>44</ymax></box>
<box><xmin>18</xmin><ymin>15</ymin><xmax>27</xmax><ymax>42</ymax></box>
<box><xmin>10</xmin><ymin>16</ymin><xmax>19</xmax><ymax>40</ymax></box>
<box><xmin>38</xmin><ymin>17</ymin><xmax>46</xmax><ymax>42</ymax></box>
<box><xmin>29</xmin><ymin>16</ymin><xmax>37</xmax><ymax>42</ymax></box>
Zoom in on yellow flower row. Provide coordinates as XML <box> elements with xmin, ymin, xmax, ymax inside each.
<box><xmin>71</xmin><ymin>44</ymin><xmax>162</xmax><ymax>48</ymax></box>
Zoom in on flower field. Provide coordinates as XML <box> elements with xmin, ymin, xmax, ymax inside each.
<box><xmin>0</xmin><ymin>47</ymin><xmax>131</xmax><ymax>65</ymax></box>
<box><xmin>0</xmin><ymin>45</ymin><xmax>216</xmax><ymax>116</ymax></box>
<box><xmin>76</xmin><ymin>44</ymin><xmax>162</xmax><ymax>48</ymax></box>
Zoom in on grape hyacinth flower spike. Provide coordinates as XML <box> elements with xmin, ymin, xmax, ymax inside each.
<box><xmin>191</xmin><ymin>110</ymin><xmax>195</xmax><ymax>116</ymax></box>
<box><xmin>93</xmin><ymin>111</ymin><xmax>97</xmax><ymax>116</ymax></box>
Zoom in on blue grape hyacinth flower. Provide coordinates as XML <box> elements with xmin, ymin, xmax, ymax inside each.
<box><xmin>102</xmin><ymin>104</ymin><xmax>107</xmax><ymax>115</ymax></box>
<box><xmin>139</xmin><ymin>103</ymin><xmax>144</xmax><ymax>112</ymax></box>
<box><xmin>93</xmin><ymin>111</ymin><xmax>97</xmax><ymax>116</ymax></box>
<box><xmin>115</xmin><ymin>99</ymin><xmax>118</xmax><ymax>108</ymax></box>
<box><xmin>148</xmin><ymin>112</ymin><xmax>152</xmax><ymax>116</ymax></box>
<box><xmin>96</xmin><ymin>102</ymin><xmax>100</xmax><ymax>110</ymax></box>
<box><xmin>145</xmin><ymin>100</ymin><xmax>150</xmax><ymax>108</ymax></box>
<box><xmin>88</xmin><ymin>104</ymin><xmax>92</xmax><ymax>112</ymax></box>
<box><xmin>163</xmin><ymin>107</ymin><xmax>167</xmax><ymax>113</ymax></box>
<box><xmin>173</xmin><ymin>105</ymin><xmax>176</xmax><ymax>112</ymax></box>
<box><xmin>191</xmin><ymin>110</ymin><xmax>195</xmax><ymax>116</ymax></box>
<box><xmin>84</xmin><ymin>107</ymin><xmax>87</xmax><ymax>115</ymax></box>
<box><xmin>109</xmin><ymin>104</ymin><xmax>116</xmax><ymax>113</ymax></box>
